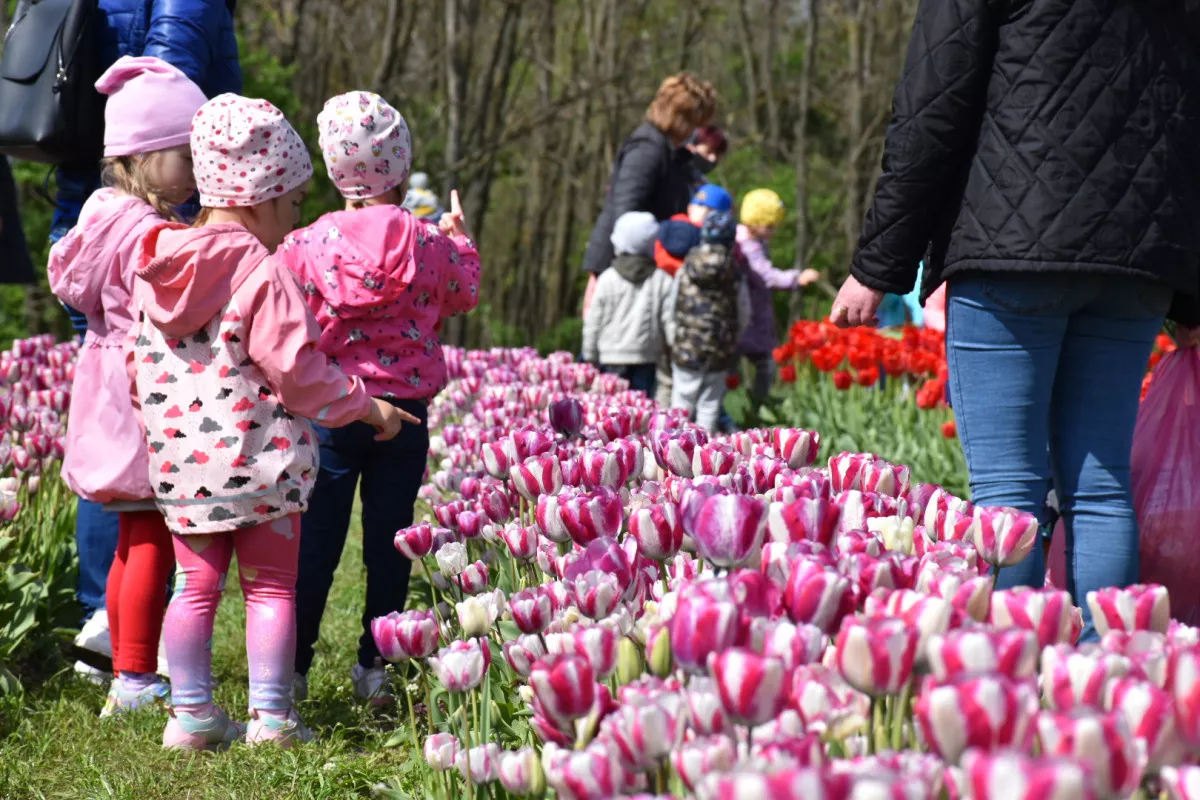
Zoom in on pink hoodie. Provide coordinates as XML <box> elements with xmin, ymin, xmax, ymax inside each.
<box><xmin>47</xmin><ymin>189</ymin><xmax>163</xmax><ymax>504</ymax></box>
<box><xmin>275</xmin><ymin>205</ymin><xmax>480</xmax><ymax>401</ymax></box>
<box><xmin>128</xmin><ymin>222</ymin><xmax>372</xmax><ymax>534</ymax></box>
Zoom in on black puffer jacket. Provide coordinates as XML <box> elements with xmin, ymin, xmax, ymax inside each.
<box><xmin>851</xmin><ymin>0</ymin><xmax>1200</xmax><ymax>323</ymax></box>
<box><xmin>582</xmin><ymin>122</ymin><xmax>696</xmax><ymax>275</ymax></box>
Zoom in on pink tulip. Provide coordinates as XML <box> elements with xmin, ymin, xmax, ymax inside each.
<box><xmin>672</xmin><ymin>735</ymin><xmax>737</xmax><ymax>791</ymax></box>
<box><xmin>1161</xmin><ymin>766</ymin><xmax>1200</xmax><ymax>800</ymax></box>
<box><xmin>559</xmin><ymin>487</ymin><xmax>624</xmax><ymax>546</ymax></box>
<box><xmin>834</xmin><ymin>616</ymin><xmax>919</xmax><ymax>696</ymax></box>
<box><xmin>570</xmin><ymin>570</ymin><xmax>621</xmax><ymax>619</ymax></box>
<box><xmin>1167</xmin><ymin>645</ymin><xmax>1200</xmax><ymax>747</ymax></box>
<box><xmin>1041</xmin><ymin>644</ymin><xmax>1132</xmax><ymax>710</ymax></box>
<box><xmin>455</xmin><ymin>509</ymin><xmax>487</xmax><ymax>540</ymax></box>
<box><xmin>455</xmin><ymin>560</ymin><xmax>489</xmax><ymax>594</ymax></box>
<box><xmin>921</xmin><ymin>570</ymin><xmax>992</xmax><ymax>623</ymax></box>
<box><xmin>692</xmin><ymin>442</ymin><xmax>739</xmax><ymax>477</ymax></box>
<box><xmin>788</xmin><ymin>664</ymin><xmax>870</xmax><ymax>735</ymax></box>
<box><xmin>479</xmin><ymin>487</ymin><xmax>512</xmax><ymax>523</ymax></box>
<box><xmin>1086</xmin><ymin>584</ymin><xmax>1171</xmax><ymax>637</ymax></box>
<box><xmin>503</xmin><ymin>635</ymin><xmax>545</xmax><ymax>678</ymax></box>
<box><xmin>629</xmin><ymin>502</ymin><xmax>684</xmax><ymax>561</ymax></box>
<box><xmin>604</xmin><ymin>691</ymin><xmax>687</xmax><ymax>772</ymax></box>
<box><xmin>774</xmin><ymin>428</ymin><xmax>820</xmax><ymax>470</ymax></box>
<box><xmin>529</xmin><ymin>654</ymin><xmax>596</xmax><ymax>726</ymax></box>
<box><xmin>9</xmin><ymin>446</ymin><xmax>30</xmax><ymax>474</ymax></box>
<box><xmin>573</xmin><ymin>623</ymin><xmax>618</xmax><ymax>678</ymax></box>
<box><xmin>424</xmin><ymin>732</ymin><xmax>460</xmax><ymax>771</ymax></box>
<box><xmin>536</xmin><ymin>490</ymin><xmax>574</xmax><ymax>544</ymax></box>
<box><xmin>500</xmin><ymin>523</ymin><xmax>539</xmax><ymax>561</ymax></box>
<box><xmin>654</xmin><ymin>429</ymin><xmax>706</xmax><ymax>479</ymax></box>
<box><xmin>560</xmin><ymin>455</ymin><xmax>584</xmax><ymax>487</ymax></box>
<box><xmin>1036</xmin><ymin>710</ymin><xmax>1142</xmax><ymax>799</ymax></box>
<box><xmin>929</xmin><ymin>508</ymin><xmax>975</xmax><ymax>545</ymax></box>
<box><xmin>499</xmin><ymin>747</ymin><xmax>543</xmax><ymax>796</ymax></box>
<box><xmin>922</xmin><ymin>487</ymin><xmax>974</xmax><ymax>531</ymax></box>
<box><xmin>970</xmin><ymin>506</ymin><xmax>1039</xmax><ymax>568</ymax></box>
<box><xmin>371</xmin><ymin>612</ymin><xmax>407</xmax><ymax>663</ymax></box>
<box><xmin>747</xmin><ymin>455</ymin><xmax>788</xmax><ymax>495</ymax></box>
<box><xmin>915</xmin><ymin>675</ymin><xmax>1039</xmax><ymax>765</ymax></box>
<box><xmin>751</xmin><ymin>734</ymin><xmax>826</xmax><ymax>771</ymax></box>
<box><xmin>542</xmin><ymin>742</ymin><xmax>628</xmax><ymax>800</ymax></box>
<box><xmin>394</xmin><ymin>609</ymin><xmax>439</xmax><ymax>659</ymax></box>
<box><xmin>689</xmin><ymin>494</ymin><xmax>768</xmax><ymax>569</ymax></box>
<box><xmin>863</xmin><ymin>589</ymin><xmax>952</xmax><ymax>665</ymax></box>
<box><xmin>761</xmin><ymin>620</ymin><xmax>827</xmax><ymax>671</ymax></box>
<box><xmin>428</xmin><ymin>638</ymin><xmax>489</xmax><ymax>692</ymax></box>
<box><xmin>481</xmin><ymin>441</ymin><xmax>512</xmax><ymax>479</ymax></box>
<box><xmin>580</xmin><ymin>446</ymin><xmax>629</xmax><ymax>490</ymax></box>
<box><xmin>961</xmin><ymin>750</ymin><xmax>1096</xmax><ymax>800</ymax></box>
<box><xmin>549</xmin><ymin>397</ymin><xmax>584</xmax><ymax>437</ymax></box>
<box><xmin>1107</xmin><ymin>676</ymin><xmax>1183</xmax><ymax>770</ymax></box>
<box><xmin>767</xmin><ymin>497</ymin><xmax>841</xmax><ymax>548</ymax></box>
<box><xmin>830</xmin><ymin>452</ymin><xmax>909</xmax><ymax>497</ymax></box>
<box><xmin>783</xmin><ymin>559</ymin><xmax>855</xmax><ymax>634</ymax></box>
<box><xmin>926</xmin><ymin>629</ymin><xmax>1039</xmax><ymax>681</ymax></box>
<box><xmin>670</xmin><ymin>591</ymin><xmax>740</xmax><ymax>675</ymax></box>
<box><xmin>709</xmin><ymin>647</ymin><xmax>788</xmax><ymax>726</ymax></box>
<box><xmin>511</xmin><ymin>455</ymin><xmax>563</xmax><ymax>501</ymax></box>
<box><xmin>837</xmin><ymin>551</ymin><xmax>895</xmax><ymax>598</ymax></box>
<box><xmin>684</xmin><ymin>675</ymin><xmax>729</xmax><ymax>735</ymax></box>
<box><xmin>455</xmin><ymin>743</ymin><xmax>502</xmax><ymax>784</ymax></box>
<box><xmin>695</xmin><ymin>768</ymin><xmax>853</xmax><ymax>800</ymax></box>
<box><xmin>434</xmin><ymin>500</ymin><xmax>466</xmax><ymax>530</ymax></box>
<box><xmin>562</xmin><ymin>536</ymin><xmax>634</xmax><ymax>593</ymax></box>
<box><xmin>510</xmin><ymin>589</ymin><xmax>552</xmax><ymax>635</ymax></box>
<box><xmin>393</xmin><ymin>523</ymin><xmax>438</xmax><ymax>560</ymax></box>
<box><xmin>989</xmin><ymin>587</ymin><xmax>1076</xmax><ymax>649</ymax></box>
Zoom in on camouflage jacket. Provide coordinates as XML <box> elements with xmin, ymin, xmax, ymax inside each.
<box><xmin>671</xmin><ymin>243</ymin><xmax>744</xmax><ymax>373</ymax></box>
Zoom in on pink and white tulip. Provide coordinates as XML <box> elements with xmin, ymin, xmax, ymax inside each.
<box><xmin>926</xmin><ymin>629</ymin><xmax>1039</xmax><ymax>681</ymax></box>
<box><xmin>709</xmin><ymin>648</ymin><xmax>789</xmax><ymax>726</ymax></box>
<box><xmin>834</xmin><ymin>616</ymin><xmax>919</xmax><ymax>696</ymax></box>
<box><xmin>915</xmin><ymin>675</ymin><xmax>1038</xmax><ymax>765</ymax></box>
<box><xmin>689</xmin><ymin>494</ymin><xmax>768</xmax><ymax>569</ymax></box>
<box><xmin>970</xmin><ymin>506</ymin><xmax>1039</xmax><ymax>568</ymax></box>
<box><xmin>989</xmin><ymin>587</ymin><xmax>1077</xmax><ymax>649</ymax></box>
<box><xmin>1035</xmin><ymin>710</ymin><xmax>1143</xmax><ymax>799</ymax></box>
<box><xmin>961</xmin><ymin>749</ymin><xmax>1096</xmax><ymax>800</ymax></box>
<box><xmin>1087</xmin><ymin>584</ymin><xmax>1171</xmax><ymax>636</ymax></box>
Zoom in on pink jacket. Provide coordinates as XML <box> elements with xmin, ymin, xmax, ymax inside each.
<box><xmin>276</xmin><ymin>206</ymin><xmax>480</xmax><ymax>401</ymax></box>
<box><xmin>47</xmin><ymin>189</ymin><xmax>163</xmax><ymax>504</ymax></box>
<box><xmin>128</xmin><ymin>222</ymin><xmax>372</xmax><ymax>534</ymax></box>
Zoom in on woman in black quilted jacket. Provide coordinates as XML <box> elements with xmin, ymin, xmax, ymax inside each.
<box><xmin>833</xmin><ymin>0</ymin><xmax>1200</xmax><ymax>640</ymax></box>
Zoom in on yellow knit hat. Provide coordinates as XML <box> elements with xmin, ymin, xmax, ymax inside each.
<box><xmin>740</xmin><ymin>188</ymin><xmax>786</xmax><ymax>228</ymax></box>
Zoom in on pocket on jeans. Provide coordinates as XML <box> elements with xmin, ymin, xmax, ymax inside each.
<box><xmin>972</xmin><ymin>274</ymin><xmax>1074</xmax><ymax>315</ymax></box>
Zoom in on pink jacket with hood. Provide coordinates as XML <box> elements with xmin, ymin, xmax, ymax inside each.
<box><xmin>47</xmin><ymin>189</ymin><xmax>164</xmax><ymax>504</ymax></box>
<box><xmin>275</xmin><ymin>205</ymin><xmax>480</xmax><ymax>402</ymax></box>
<box><xmin>128</xmin><ymin>221</ymin><xmax>372</xmax><ymax>534</ymax></box>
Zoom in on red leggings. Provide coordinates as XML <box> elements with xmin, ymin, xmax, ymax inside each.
<box><xmin>106</xmin><ymin>510</ymin><xmax>174</xmax><ymax>675</ymax></box>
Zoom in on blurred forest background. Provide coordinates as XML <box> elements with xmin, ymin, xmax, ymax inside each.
<box><xmin>1</xmin><ymin>0</ymin><xmax>919</xmax><ymax>351</ymax></box>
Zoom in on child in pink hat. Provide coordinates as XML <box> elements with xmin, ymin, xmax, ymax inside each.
<box><xmin>127</xmin><ymin>92</ymin><xmax>414</xmax><ymax>751</ymax></box>
<box><xmin>274</xmin><ymin>91</ymin><xmax>480</xmax><ymax>706</ymax></box>
<box><xmin>48</xmin><ymin>55</ymin><xmax>208</xmax><ymax>720</ymax></box>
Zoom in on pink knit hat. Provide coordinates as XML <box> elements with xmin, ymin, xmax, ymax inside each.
<box><xmin>95</xmin><ymin>56</ymin><xmax>208</xmax><ymax>158</ymax></box>
<box><xmin>317</xmin><ymin>91</ymin><xmax>412</xmax><ymax>200</ymax></box>
<box><xmin>190</xmin><ymin>93</ymin><xmax>314</xmax><ymax>207</ymax></box>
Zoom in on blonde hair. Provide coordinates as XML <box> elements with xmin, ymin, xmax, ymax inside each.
<box><xmin>100</xmin><ymin>154</ymin><xmax>179</xmax><ymax>222</ymax></box>
<box><xmin>645</xmin><ymin>73</ymin><xmax>717</xmax><ymax>145</ymax></box>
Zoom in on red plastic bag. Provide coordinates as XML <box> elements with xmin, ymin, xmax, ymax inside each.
<box><xmin>1131</xmin><ymin>349</ymin><xmax>1200</xmax><ymax>625</ymax></box>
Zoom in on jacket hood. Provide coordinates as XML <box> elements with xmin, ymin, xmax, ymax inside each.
<box><xmin>611</xmin><ymin>254</ymin><xmax>657</xmax><ymax>285</ymax></box>
<box><xmin>659</xmin><ymin>216</ymin><xmax>701</xmax><ymax>259</ymax></box>
<box><xmin>287</xmin><ymin>206</ymin><xmax>420</xmax><ymax>315</ymax></box>
<box><xmin>134</xmin><ymin>222</ymin><xmax>269</xmax><ymax>336</ymax></box>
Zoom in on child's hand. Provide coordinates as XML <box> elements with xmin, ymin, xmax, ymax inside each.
<box><xmin>797</xmin><ymin>268</ymin><xmax>821</xmax><ymax>288</ymax></box>
<box><xmin>365</xmin><ymin>398</ymin><xmax>420</xmax><ymax>441</ymax></box>
<box><xmin>438</xmin><ymin>190</ymin><xmax>471</xmax><ymax>239</ymax></box>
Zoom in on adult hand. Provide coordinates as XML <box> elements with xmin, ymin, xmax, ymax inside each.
<box><xmin>438</xmin><ymin>190</ymin><xmax>471</xmax><ymax>239</ymax></box>
<box><xmin>365</xmin><ymin>398</ymin><xmax>420</xmax><ymax>441</ymax></box>
<box><xmin>1177</xmin><ymin>325</ymin><xmax>1200</xmax><ymax>349</ymax></box>
<box><xmin>830</xmin><ymin>274</ymin><xmax>885</xmax><ymax>328</ymax></box>
<box><xmin>797</xmin><ymin>268</ymin><xmax>821</xmax><ymax>289</ymax></box>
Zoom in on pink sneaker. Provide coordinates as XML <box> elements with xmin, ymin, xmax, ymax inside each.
<box><xmin>161</xmin><ymin>706</ymin><xmax>244</xmax><ymax>751</ymax></box>
<box><xmin>246</xmin><ymin>708</ymin><xmax>313</xmax><ymax>748</ymax></box>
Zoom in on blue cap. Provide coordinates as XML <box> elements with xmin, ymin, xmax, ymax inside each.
<box><xmin>700</xmin><ymin>210</ymin><xmax>736</xmax><ymax>246</ymax></box>
<box><xmin>691</xmin><ymin>183</ymin><xmax>733</xmax><ymax>212</ymax></box>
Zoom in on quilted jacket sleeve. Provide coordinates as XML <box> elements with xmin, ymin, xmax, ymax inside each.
<box><xmin>143</xmin><ymin>0</ymin><xmax>226</xmax><ymax>85</ymax></box>
<box><xmin>850</xmin><ymin>0</ymin><xmax>1001</xmax><ymax>295</ymax></box>
<box><xmin>609</xmin><ymin>138</ymin><xmax>666</xmax><ymax>224</ymax></box>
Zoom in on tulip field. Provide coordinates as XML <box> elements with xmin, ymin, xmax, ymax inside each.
<box><xmin>2</xmin><ymin>336</ymin><xmax>1200</xmax><ymax>800</ymax></box>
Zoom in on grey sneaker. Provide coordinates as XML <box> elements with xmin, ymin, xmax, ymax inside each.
<box><xmin>246</xmin><ymin>708</ymin><xmax>313</xmax><ymax>748</ymax></box>
<box><xmin>351</xmin><ymin>662</ymin><xmax>393</xmax><ymax>706</ymax></box>
<box><xmin>162</xmin><ymin>706</ymin><xmax>244</xmax><ymax>751</ymax></box>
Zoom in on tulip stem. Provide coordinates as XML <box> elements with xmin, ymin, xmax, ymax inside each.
<box><xmin>403</xmin><ymin>663</ymin><xmax>421</xmax><ymax>761</ymax></box>
<box><xmin>658</xmin><ymin>559</ymin><xmax>671</xmax><ymax>595</ymax></box>
<box><xmin>891</xmin><ymin>680</ymin><xmax>912</xmax><ymax>750</ymax></box>
<box><xmin>869</xmin><ymin>696</ymin><xmax>884</xmax><ymax>755</ymax></box>
<box><xmin>992</xmin><ymin>565</ymin><xmax>1001</xmax><ymax>590</ymax></box>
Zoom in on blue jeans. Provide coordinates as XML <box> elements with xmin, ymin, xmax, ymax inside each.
<box><xmin>946</xmin><ymin>274</ymin><xmax>1170</xmax><ymax>641</ymax></box>
<box><xmin>294</xmin><ymin>399</ymin><xmax>429</xmax><ymax>674</ymax></box>
<box><xmin>601</xmin><ymin>363</ymin><xmax>657</xmax><ymax>398</ymax></box>
<box><xmin>52</xmin><ymin>221</ymin><xmax>119</xmax><ymax>623</ymax></box>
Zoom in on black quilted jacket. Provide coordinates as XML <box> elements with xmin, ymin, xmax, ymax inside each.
<box><xmin>851</xmin><ymin>0</ymin><xmax>1200</xmax><ymax>324</ymax></box>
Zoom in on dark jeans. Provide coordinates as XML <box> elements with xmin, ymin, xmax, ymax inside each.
<box><xmin>294</xmin><ymin>398</ymin><xmax>429</xmax><ymax>674</ymax></box>
<box><xmin>601</xmin><ymin>363</ymin><xmax>657</xmax><ymax>397</ymax></box>
<box><xmin>946</xmin><ymin>274</ymin><xmax>1170</xmax><ymax>641</ymax></box>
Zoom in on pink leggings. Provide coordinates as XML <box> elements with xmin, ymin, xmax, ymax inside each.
<box><xmin>165</xmin><ymin>515</ymin><xmax>300</xmax><ymax>711</ymax></box>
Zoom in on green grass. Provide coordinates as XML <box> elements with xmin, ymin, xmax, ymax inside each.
<box><xmin>0</xmin><ymin>513</ymin><xmax>426</xmax><ymax>799</ymax></box>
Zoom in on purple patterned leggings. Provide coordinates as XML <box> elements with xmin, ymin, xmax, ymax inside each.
<box><xmin>165</xmin><ymin>515</ymin><xmax>301</xmax><ymax>711</ymax></box>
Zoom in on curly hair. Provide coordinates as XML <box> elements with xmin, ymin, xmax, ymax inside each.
<box><xmin>645</xmin><ymin>73</ymin><xmax>717</xmax><ymax>146</ymax></box>
<box><xmin>101</xmin><ymin>154</ymin><xmax>180</xmax><ymax>222</ymax></box>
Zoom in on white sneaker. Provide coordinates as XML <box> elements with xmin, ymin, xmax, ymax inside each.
<box><xmin>74</xmin><ymin>609</ymin><xmax>112</xmax><ymax>658</ymax></box>
<box><xmin>292</xmin><ymin>672</ymin><xmax>308</xmax><ymax>704</ymax></box>
<box><xmin>350</xmin><ymin>662</ymin><xmax>393</xmax><ymax>706</ymax></box>
<box><xmin>74</xmin><ymin>660</ymin><xmax>110</xmax><ymax>686</ymax></box>
<box><xmin>156</xmin><ymin>630</ymin><xmax>169</xmax><ymax>678</ymax></box>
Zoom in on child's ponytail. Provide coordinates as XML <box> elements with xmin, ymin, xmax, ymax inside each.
<box><xmin>101</xmin><ymin>154</ymin><xmax>181</xmax><ymax>223</ymax></box>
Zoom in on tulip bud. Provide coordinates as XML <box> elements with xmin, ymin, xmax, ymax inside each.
<box><xmin>617</xmin><ymin>637</ymin><xmax>644</xmax><ymax>685</ymax></box>
<box><xmin>647</xmin><ymin>625</ymin><xmax>673</xmax><ymax>677</ymax></box>
<box><xmin>457</xmin><ymin>596</ymin><xmax>491</xmax><ymax>637</ymax></box>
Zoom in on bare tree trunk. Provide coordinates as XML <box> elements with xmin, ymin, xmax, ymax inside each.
<box><xmin>735</xmin><ymin>0</ymin><xmax>761</xmax><ymax>139</ymax></box>
<box><xmin>444</xmin><ymin>0</ymin><xmax>464</xmax><ymax>198</ymax></box>
<box><xmin>843</xmin><ymin>0</ymin><xmax>867</xmax><ymax>264</ymax></box>
<box><xmin>762</xmin><ymin>0</ymin><xmax>782</xmax><ymax>156</ymax></box>
<box><xmin>790</xmin><ymin>0</ymin><xmax>821</xmax><ymax>319</ymax></box>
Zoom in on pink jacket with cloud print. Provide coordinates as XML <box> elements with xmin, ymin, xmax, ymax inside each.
<box><xmin>47</xmin><ymin>189</ymin><xmax>164</xmax><ymax>504</ymax></box>
<box><xmin>275</xmin><ymin>205</ymin><xmax>480</xmax><ymax>401</ymax></box>
<box><xmin>128</xmin><ymin>221</ymin><xmax>372</xmax><ymax>534</ymax></box>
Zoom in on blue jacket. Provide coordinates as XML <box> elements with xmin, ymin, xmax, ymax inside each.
<box><xmin>54</xmin><ymin>0</ymin><xmax>243</xmax><ymax>330</ymax></box>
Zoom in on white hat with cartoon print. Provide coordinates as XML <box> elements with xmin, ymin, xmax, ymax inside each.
<box><xmin>318</xmin><ymin>91</ymin><xmax>413</xmax><ymax>201</ymax></box>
